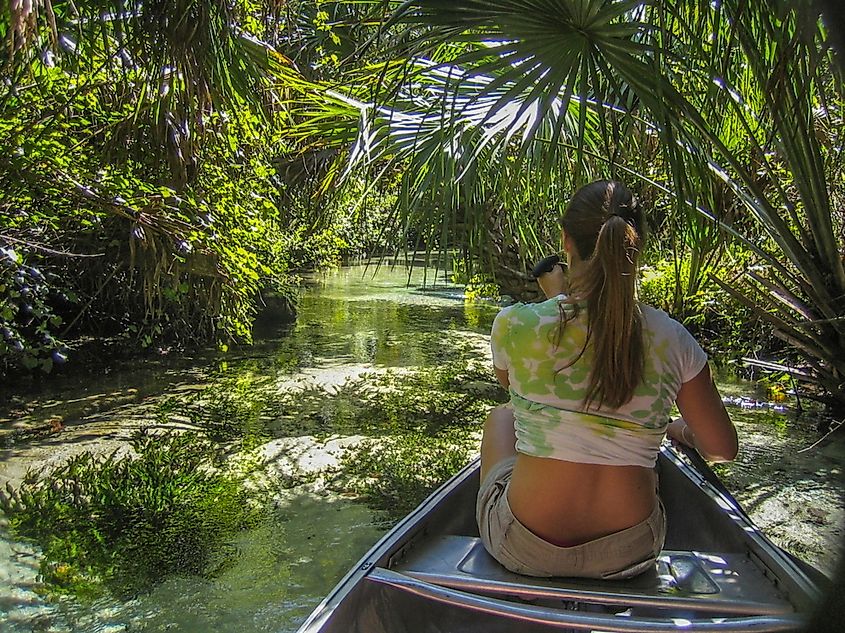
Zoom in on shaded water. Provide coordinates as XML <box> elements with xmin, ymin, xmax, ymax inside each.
<box><xmin>0</xmin><ymin>263</ymin><xmax>841</xmax><ymax>632</ymax></box>
<box><xmin>0</xmin><ymin>263</ymin><xmax>500</xmax><ymax>633</ymax></box>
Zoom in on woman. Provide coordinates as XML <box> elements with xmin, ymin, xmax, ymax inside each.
<box><xmin>478</xmin><ymin>180</ymin><xmax>738</xmax><ymax>579</ymax></box>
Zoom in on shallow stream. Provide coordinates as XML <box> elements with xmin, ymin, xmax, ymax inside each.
<box><xmin>0</xmin><ymin>262</ymin><xmax>841</xmax><ymax>632</ymax></box>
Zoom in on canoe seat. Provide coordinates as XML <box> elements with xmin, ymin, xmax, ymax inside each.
<box><xmin>392</xmin><ymin>535</ymin><xmax>793</xmax><ymax>616</ymax></box>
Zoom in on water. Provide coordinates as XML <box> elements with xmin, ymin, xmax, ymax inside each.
<box><xmin>0</xmin><ymin>263</ymin><xmax>500</xmax><ymax>633</ymax></box>
<box><xmin>0</xmin><ymin>494</ymin><xmax>380</xmax><ymax>633</ymax></box>
<box><xmin>0</xmin><ymin>263</ymin><xmax>840</xmax><ymax>632</ymax></box>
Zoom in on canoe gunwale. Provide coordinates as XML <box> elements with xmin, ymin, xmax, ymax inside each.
<box><xmin>665</xmin><ymin>447</ymin><xmax>822</xmax><ymax>611</ymax></box>
<box><xmin>368</xmin><ymin>566</ymin><xmax>809</xmax><ymax>632</ymax></box>
<box><xmin>294</xmin><ymin>457</ymin><xmax>480</xmax><ymax>632</ymax></box>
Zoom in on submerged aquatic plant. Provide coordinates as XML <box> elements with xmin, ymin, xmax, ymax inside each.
<box><xmin>273</xmin><ymin>359</ymin><xmax>505</xmax><ymax>439</ymax></box>
<box><xmin>331</xmin><ymin>432</ymin><xmax>476</xmax><ymax>523</ymax></box>
<box><xmin>158</xmin><ymin>375</ymin><xmax>273</xmax><ymax>448</ymax></box>
<box><xmin>274</xmin><ymin>359</ymin><xmax>504</xmax><ymax>520</ymax></box>
<box><xmin>0</xmin><ymin>428</ymin><xmax>265</xmax><ymax>599</ymax></box>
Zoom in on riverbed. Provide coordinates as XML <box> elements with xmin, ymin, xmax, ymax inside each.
<box><xmin>0</xmin><ymin>262</ymin><xmax>842</xmax><ymax>632</ymax></box>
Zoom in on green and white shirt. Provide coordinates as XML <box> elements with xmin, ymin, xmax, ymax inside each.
<box><xmin>491</xmin><ymin>297</ymin><xmax>707</xmax><ymax>467</ymax></box>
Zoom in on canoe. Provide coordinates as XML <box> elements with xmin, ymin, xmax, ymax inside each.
<box><xmin>296</xmin><ymin>445</ymin><xmax>824</xmax><ymax>632</ymax></box>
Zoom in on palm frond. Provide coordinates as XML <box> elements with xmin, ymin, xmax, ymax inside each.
<box><xmin>351</xmin><ymin>0</ymin><xmax>845</xmax><ymax>404</ymax></box>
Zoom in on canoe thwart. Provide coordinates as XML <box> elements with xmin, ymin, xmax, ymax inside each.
<box><xmin>393</xmin><ymin>535</ymin><xmax>795</xmax><ymax>617</ymax></box>
<box><xmin>368</xmin><ymin>567</ymin><xmax>807</xmax><ymax>632</ymax></box>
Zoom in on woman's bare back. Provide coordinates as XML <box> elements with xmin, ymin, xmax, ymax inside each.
<box><xmin>506</xmin><ymin>454</ymin><xmax>657</xmax><ymax>546</ymax></box>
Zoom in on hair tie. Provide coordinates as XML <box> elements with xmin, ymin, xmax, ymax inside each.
<box><xmin>607</xmin><ymin>212</ymin><xmax>636</xmax><ymax>228</ymax></box>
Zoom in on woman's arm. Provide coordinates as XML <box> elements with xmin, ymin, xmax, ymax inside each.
<box><xmin>536</xmin><ymin>263</ymin><xmax>567</xmax><ymax>299</ymax></box>
<box><xmin>495</xmin><ymin>366</ymin><xmax>510</xmax><ymax>388</ymax></box>
<box><xmin>673</xmin><ymin>364</ymin><xmax>738</xmax><ymax>462</ymax></box>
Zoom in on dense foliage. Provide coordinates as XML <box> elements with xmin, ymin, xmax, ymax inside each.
<box><xmin>0</xmin><ymin>1</ymin><xmax>394</xmax><ymax>380</ymax></box>
<box><xmin>283</xmin><ymin>0</ymin><xmax>845</xmax><ymax>407</ymax></box>
<box><xmin>1</xmin><ymin>2</ymin><xmax>842</xmax><ymax>403</ymax></box>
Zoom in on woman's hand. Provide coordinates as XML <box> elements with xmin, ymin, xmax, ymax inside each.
<box><xmin>666</xmin><ymin>417</ymin><xmax>695</xmax><ymax>448</ymax></box>
<box><xmin>537</xmin><ymin>263</ymin><xmax>567</xmax><ymax>299</ymax></box>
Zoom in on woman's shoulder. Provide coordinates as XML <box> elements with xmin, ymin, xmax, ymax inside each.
<box><xmin>639</xmin><ymin>304</ymin><xmax>708</xmax><ymax>380</ymax></box>
<box><xmin>639</xmin><ymin>303</ymin><xmax>701</xmax><ymax>345</ymax></box>
<box><xmin>494</xmin><ymin>296</ymin><xmax>564</xmax><ymax>327</ymax></box>
<box><xmin>500</xmin><ymin>295</ymin><xmax>564</xmax><ymax>314</ymax></box>
<box><xmin>640</xmin><ymin>303</ymin><xmax>681</xmax><ymax>326</ymax></box>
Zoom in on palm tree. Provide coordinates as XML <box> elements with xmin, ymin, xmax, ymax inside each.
<box><xmin>3</xmin><ymin>0</ymin><xmax>297</xmax><ymax>187</ymax></box>
<box><xmin>298</xmin><ymin>0</ymin><xmax>844</xmax><ymax>408</ymax></box>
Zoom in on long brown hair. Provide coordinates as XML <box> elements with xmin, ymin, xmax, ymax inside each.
<box><xmin>560</xmin><ymin>180</ymin><xmax>645</xmax><ymax>409</ymax></box>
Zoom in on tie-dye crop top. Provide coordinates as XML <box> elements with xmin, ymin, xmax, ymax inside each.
<box><xmin>490</xmin><ymin>296</ymin><xmax>707</xmax><ymax>467</ymax></box>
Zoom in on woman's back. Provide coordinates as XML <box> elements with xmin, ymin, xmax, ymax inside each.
<box><xmin>492</xmin><ymin>299</ymin><xmax>707</xmax><ymax>467</ymax></box>
<box><xmin>491</xmin><ymin>298</ymin><xmax>707</xmax><ymax>545</ymax></box>
<box><xmin>477</xmin><ymin>180</ymin><xmax>737</xmax><ymax>579</ymax></box>
<box><xmin>507</xmin><ymin>455</ymin><xmax>658</xmax><ymax>546</ymax></box>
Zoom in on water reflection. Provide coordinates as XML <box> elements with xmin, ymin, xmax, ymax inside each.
<box><xmin>253</xmin><ymin>265</ymin><xmax>499</xmax><ymax>371</ymax></box>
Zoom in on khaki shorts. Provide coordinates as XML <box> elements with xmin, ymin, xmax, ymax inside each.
<box><xmin>476</xmin><ymin>457</ymin><xmax>666</xmax><ymax>579</ymax></box>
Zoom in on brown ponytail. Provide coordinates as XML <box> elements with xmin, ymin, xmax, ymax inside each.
<box><xmin>560</xmin><ymin>181</ymin><xmax>645</xmax><ymax>409</ymax></box>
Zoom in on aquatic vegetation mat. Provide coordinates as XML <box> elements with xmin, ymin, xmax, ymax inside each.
<box><xmin>0</xmin><ymin>429</ymin><xmax>265</xmax><ymax>599</ymax></box>
<box><xmin>0</xmin><ymin>358</ymin><xmax>505</xmax><ymax>599</ymax></box>
<box><xmin>157</xmin><ymin>374</ymin><xmax>273</xmax><ymax>447</ymax></box>
<box><xmin>330</xmin><ymin>432</ymin><xmax>476</xmax><ymax>523</ymax></box>
<box><xmin>271</xmin><ymin>359</ymin><xmax>506</xmax><ymax>521</ymax></box>
<box><xmin>272</xmin><ymin>359</ymin><xmax>506</xmax><ymax>438</ymax></box>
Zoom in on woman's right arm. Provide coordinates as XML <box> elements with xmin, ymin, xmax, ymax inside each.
<box><xmin>673</xmin><ymin>364</ymin><xmax>738</xmax><ymax>462</ymax></box>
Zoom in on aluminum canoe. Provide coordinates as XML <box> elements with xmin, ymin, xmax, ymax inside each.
<box><xmin>296</xmin><ymin>445</ymin><xmax>823</xmax><ymax>633</ymax></box>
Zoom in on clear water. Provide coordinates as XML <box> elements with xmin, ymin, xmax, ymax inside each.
<box><xmin>0</xmin><ymin>263</ymin><xmax>501</xmax><ymax>633</ymax></box>
<box><xmin>0</xmin><ymin>493</ymin><xmax>382</xmax><ymax>633</ymax></box>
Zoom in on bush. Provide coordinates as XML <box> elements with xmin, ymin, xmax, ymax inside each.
<box><xmin>451</xmin><ymin>256</ymin><xmax>501</xmax><ymax>302</ymax></box>
<box><xmin>0</xmin><ymin>60</ymin><xmax>300</xmax><ymax>378</ymax></box>
<box><xmin>639</xmin><ymin>257</ymin><xmax>769</xmax><ymax>364</ymax></box>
